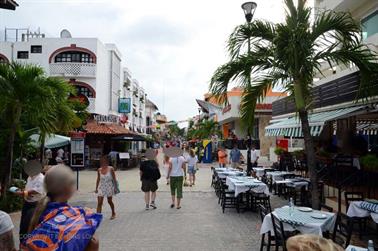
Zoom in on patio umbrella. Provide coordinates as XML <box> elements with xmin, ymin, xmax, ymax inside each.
<box><xmin>30</xmin><ymin>133</ymin><xmax>71</xmax><ymax>149</ymax></box>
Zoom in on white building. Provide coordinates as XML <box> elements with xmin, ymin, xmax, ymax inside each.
<box><xmin>0</xmin><ymin>30</ymin><xmax>122</xmax><ymax>116</ymax></box>
<box><xmin>145</xmin><ymin>99</ymin><xmax>159</xmax><ymax>135</ymax></box>
<box><xmin>121</xmin><ymin>67</ymin><xmax>147</xmax><ymax>134</ymax></box>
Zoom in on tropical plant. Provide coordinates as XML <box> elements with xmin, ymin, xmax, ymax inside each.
<box><xmin>0</xmin><ymin>62</ymin><xmax>78</xmax><ymax>191</ymax></box>
<box><xmin>187</xmin><ymin>119</ymin><xmax>221</xmax><ymax>140</ymax></box>
<box><xmin>209</xmin><ymin>0</ymin><xmax>378</xmax><ymax>208</ymax></box>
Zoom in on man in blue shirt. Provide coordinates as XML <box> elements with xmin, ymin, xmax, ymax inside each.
<box><xmin>229</xmin><ymin>144</ymin><xmax>241</xmax><ymax>169</ymax></box>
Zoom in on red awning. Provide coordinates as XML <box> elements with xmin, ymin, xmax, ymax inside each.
<box><xmin>84</xmin><ymin>120</ymin><xmax>130</xmax><ymax>135</ymax></box>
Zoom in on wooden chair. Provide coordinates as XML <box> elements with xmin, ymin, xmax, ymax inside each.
<box><xmin>319</xmin><ymin>203</ymin><xmax>333</xmax><ymax>212</ymax></box>
<box><xmin>220</xmin><ymin>183</ymin><xmax>239</xmax><ymax>213</ymax></box>
<box><xmin>254</xmin><ymin>193</ymin><xmax>272</xmax><ymax>213</ymax></box>
<box><xmin>332</xmin><ymin>213</ymin><xmax>353</xmax><ymax>248</ymax></box>
<box><xmin>344</xmin><ymin>191</ymin><xmax>367</xmax><ymax>238</ymax></box>
<box><xmin>258</xmin><ymin>204</ymin><xmax>275</xmax><ymax>251</ymax></box>
<box><xmin>271</xmin><ymin>214</ymin><xmax>288</xmax><ymax>251</ymax></box>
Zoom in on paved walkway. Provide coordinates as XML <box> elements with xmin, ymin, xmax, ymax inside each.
<box><xmin>11</xmin><ymin>158</ymin><xmax>287</xmax><ymax>250</ymax></box>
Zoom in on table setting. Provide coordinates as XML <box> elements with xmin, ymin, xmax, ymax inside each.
<box><xmin>226</xmin><ymin>176</ymin><xmax>269</xmax><ymax>197</ymax></box>
<box><xmin>260</xmin><ymin>206</ymin><xmax>336</xmax><ymax>236</ymax></box>
<box><xmin>266</xmin><ymin>171</ymin><xmax>295</xmax><ymax>182</ymax></box>
<box><xmin>215</xmin><ymin>167</ymin><xmax>244</xmax><ymax>179</ymax></box>
<box><xmin>347</xmin><ymin>199</ymin><xmax>378</xmax><ymax>223</ymax></box>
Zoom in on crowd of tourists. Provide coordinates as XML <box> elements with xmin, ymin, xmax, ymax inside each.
<box><xmin>0</xmin><ymin>144</ymin><xmax>200</xmax><ymax>251</ymax></box>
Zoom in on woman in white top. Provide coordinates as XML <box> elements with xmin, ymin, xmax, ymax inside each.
<box><xmin>95</xmin><ymin>156</ymin><xmax>117</xmax><ymax>220</ymax></box>
<box><xmin>163</xmin><ymin>155</ymin><xmax>170</xmax><ymax>185</ymax></box>
<box><xmin>14</xmin><ymin>160</ymin><xmax>45</xmax><ymax>245</ymax></box>
<box><xmin>167</xmin><ymin>155</ymin><xmax>186</xmax><ymax>209</ymax></box>
<box><xmin>186</xmin><ymin>149</ymin><xmax>198</xmax><ymax>187</ymax></box>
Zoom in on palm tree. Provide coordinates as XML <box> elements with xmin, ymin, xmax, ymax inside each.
<box><xmin>0</xmin><ymin>62</ymin><xmax>78</xmax><ymax>190</ymax></box>
<box><xmin>209</xmin><ymin>0</ymin><xmax>378</xmax><ymax>208</ymax></box>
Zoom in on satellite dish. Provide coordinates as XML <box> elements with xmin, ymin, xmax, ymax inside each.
<box><xmin>60</xmin><ymin>29</ymin><xmax>72</xmax><ymax>38</ymax></box>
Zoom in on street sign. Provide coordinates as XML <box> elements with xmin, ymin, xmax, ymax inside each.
<box><xmin>119</xmin><ymin>98</ymin><xmax>131</xmax><ymax>113</ymax></box>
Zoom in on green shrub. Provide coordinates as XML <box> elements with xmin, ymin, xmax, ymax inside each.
<box><xmin>361</xmin><ymin>154</ymin><xmax>378</xmax><ymax>171</ymax></box>
<box><xmin>0</xmin><ymin>179</ymin><xmax>26</xmax><ymax>213</ymax></box>
<box><xmin>274</xmin><ymin>147</ymin><xmax>286</xmax><ymax>156</ymax></box>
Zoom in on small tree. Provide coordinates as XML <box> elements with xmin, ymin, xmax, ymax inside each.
<box><xmin>0</xmin><ymin>62</ymin><xmax>78</xmax><ymax>190</ymax></box>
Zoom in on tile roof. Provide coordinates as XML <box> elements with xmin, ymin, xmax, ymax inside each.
<box><xmin>84</xmin><ymin>120</ymin><xmax>130</xmax><ymax>135</ymax></box>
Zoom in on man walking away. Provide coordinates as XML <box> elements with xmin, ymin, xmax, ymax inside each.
<box><xmin>229</xmin><ymin>144</ymin><xmax>241</xmax><ymax>170</ymax></box>
<box><xmin>140</xmin><ymin>149</ymin><xmax>161</xmax><ymax>210</ymax></box>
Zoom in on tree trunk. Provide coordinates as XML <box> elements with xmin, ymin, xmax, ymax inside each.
<box><xmin>299</xmin><ymin>108</ymin><xmax>320</xmax><ymax>209</ymax></box>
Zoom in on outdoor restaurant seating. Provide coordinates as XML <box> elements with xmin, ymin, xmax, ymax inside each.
<box><xmin>345</xmin><ymin>191</ymin><xmax>368</xmax><ymax>238</ymax></box>
<box><xmin>332</xmin><ymin>213</ymin><xmax>353</xmax><ymax>248</ymax></box>
<box><xmin>258</xmin><ymin>204</ymin><xmax>277</xmax><ymax>251</ymax></box>
<box><xmin>271</xmin><ymin>213</ymin><xmax>289</xmax><ymax>251</ymax></box>
<box><xmin>212</xmin><ymin>164</ymin><xmax>378</xmax><ymax>250</ymax></box>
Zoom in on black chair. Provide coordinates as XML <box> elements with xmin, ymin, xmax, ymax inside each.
<box><xmin>271</xmin><ymin>214</ymin><xmax>288</xmax><ymax>251</ymax></box>
<box><xmin>332</xmin><ymin>213</ymin><xmax>353</xmax><ymax>248</ymax></box>
<box><xmin>344</xmin><ymin>192</ymin><xmax>364</xmax><ymax>210</ymax></box>
<box><xmin>220</xmin><ymin>183</ymin><xmax>239</xmax><ymax>213</ymax></box>
<box><xmin>258</xmin><ymin>204</ymin><xmax>275</xmax><ymax>251</ymax></box>
<box><xmin>344</xmin><ymin>191</ymin><xmax>367</xmax><ymax>238</ymax></box>
<box><xmin>254</xmin><ymin>193</ymin><xmax>272</xmax><ymax>213</ymax></box>
<box><xmin>319</xmin><ymin>203</ymin><xmax>333</xmax><ymax>212</ymax></box>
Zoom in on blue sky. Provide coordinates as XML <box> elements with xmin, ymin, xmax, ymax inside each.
<box><xmin>0</xmin><ymin>0</ymin><xmax>286</xmax><ymax>121</ymax></box>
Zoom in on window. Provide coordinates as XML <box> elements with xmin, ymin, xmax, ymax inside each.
<box><xmin>17</xmin><ymin>51</ymin><xmax>29</xmax><ymax>59</ymax></box>
<box><xmin>75</xmin><ymin>86</ymin><xmax>94</xmax><ymax>98</ymax></box>
<box><xmin>55</xmin><ymin>51</ymin><xmax>95</xmax><ymax>63</ymax></box>
<box><xmin>362</xmin><ymin>10</ymin><xmax>378</xmax><ymax>40</ymax></box>
<box><xmin>31</xmin><ymin>45</ymin><xmax>42</xmax><ymax>53</ymax></box>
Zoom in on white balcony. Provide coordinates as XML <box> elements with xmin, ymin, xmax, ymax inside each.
<box><xmin>49</xmin><ymin>63</ymin><xmax>96</xmax><ymax>78</ymax></box>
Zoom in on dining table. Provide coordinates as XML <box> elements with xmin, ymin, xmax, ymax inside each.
<box><xmin>266</xmin><ymin>171</ymin><xmax>295</xmax><ymax>182</ymax></box>
<box><xmin>260</xmin><ymin>206</ymin><xmax>337</xmax><ymax>236</ymax></box>
<box><xmin>346</xmin><ymin>245</ymin><xmax>367</xmax><ymax>251</ymax></box>
<box><xmin>214</xmin><ymin>167</ymin><xmax>244</xmax><ymax>179</ymax></box>
<box><xmin>252</xmin><ymin>167</ymin><xmax>266</xmax><ymax>177</ymax></box>
<box><xmin>347</xmin><ymin>200</ymin><xmax>378</xmax><ymax>223</ymax></box>
<box><xmin>226</xmin><ymin>176</ymin><xmax>269</xmax><ymax>197</ymax></box>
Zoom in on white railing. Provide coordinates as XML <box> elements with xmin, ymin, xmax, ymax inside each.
<box><xmin>49</xmin><ymin>63</ymin><xmax>96</xmax><ymax>78</ymax></box>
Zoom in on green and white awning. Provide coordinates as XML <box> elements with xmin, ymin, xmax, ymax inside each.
<box><xmin>30</xmin><ymin>133</ymin><xmax>71</xmax><ymax>149</ymax></box>
<box><xmin>265</xmin><ymin>106</ymin><xmax>365</xmax><ymax>137</ymax></box>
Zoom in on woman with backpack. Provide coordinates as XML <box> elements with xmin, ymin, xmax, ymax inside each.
<box><xmin>140</xmin><ymin>149</ymin><xmax>161</xmax><ymax>210</ymax></box>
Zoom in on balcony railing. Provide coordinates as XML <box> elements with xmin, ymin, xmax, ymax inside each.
<box><xmin>49</xmin><ymin>63</ymin><xmax>96</xmax><ymax>78</ymax></box>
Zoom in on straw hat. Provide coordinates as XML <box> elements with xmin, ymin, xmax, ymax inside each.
<box><xmin>23</xmin><ymin>160</ymin><xmax>42</xmax><ymax>177</ymax></box>
<box><xmin>163</xmin><ymin>146</ymin><xmax>183</xmax><ymax>158</ymax></box>
<box><xmin>144</xmin><ymin>148</ymin><xmax>157</xmax><ymax>160</ymax></box>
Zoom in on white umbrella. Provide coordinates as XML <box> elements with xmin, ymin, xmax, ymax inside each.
<box><xmin>30</xmin><ymin>133</ymin><xmax>71</xmax><ymax>149</ymax></box>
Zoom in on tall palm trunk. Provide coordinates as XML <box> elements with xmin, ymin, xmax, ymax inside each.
<box><xmin>299</xmin><ymin>109</ymin><xmax>319</xmax><ymax>209</ymax></box>
<box><xmin>294</xmin><ymin>81</ymin><xmax>319</xmax><ymax>209</ymax></box>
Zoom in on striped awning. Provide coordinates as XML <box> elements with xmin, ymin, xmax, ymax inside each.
<box><xmin>265</xmin><ymin>106</ymin><xmax>365</xmax><ymax>137</ymax></box>
<box><xmin>357</xmin><ymin>121</ymin><xmax>378</xmax><ymax>135</ymax></box>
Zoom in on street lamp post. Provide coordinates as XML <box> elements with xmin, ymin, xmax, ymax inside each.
<box><xmin>241</xmin><ymin>2</ymin><xmax>257</xmax><ymax>135</ymax></box>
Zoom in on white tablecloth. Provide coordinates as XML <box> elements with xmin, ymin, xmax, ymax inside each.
<box><xmin>346</xmin><ymin>245</ymin><xmax>366</xmax><ymax>251</ymax></box>
<box><xmin>347</xmin><ymin>201</ymin><xmax>378</xmax><ymax>223</ymax></box>
<box><xmin>215</xmin><ymin>168</ymin><xmax>244</xmax><ymax>179</ymax></box>
<box><xmin>266</xmin><ymin>171</ymin><xmax>294</xmax><ymax>182</ymax></box>
<box><xmin>226</xmin><ymin>176</ymin><xmax>269</xmax><ymax>197</ymax></box>
<box><xmin>252</xmin><ymin>167</ymin><xmax>265</xmax><ymax>177</ymax></box>
<box><xmin>260</xmin><ymin>206</ymin><xmax>336</xmax><ymax>236</ymax></box>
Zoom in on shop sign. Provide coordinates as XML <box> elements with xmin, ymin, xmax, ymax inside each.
<box><xmin>69</xmin><ymin>131</ymin><xmax>86</xmax><ymax>139</ymax></box>
<box><xmin>118</xmin><ymin>98</ymin><xmax>131</xmax><ymax>113</ymax></box>
<box><xmin>71</xmin><ymin>138</ymin><xmax>85</xmax><ymax>167</ymax></box>
<box><xmin>94</xmin><ymin>114</ymin><xmax>119</xmax><ymax>124</ymax></box>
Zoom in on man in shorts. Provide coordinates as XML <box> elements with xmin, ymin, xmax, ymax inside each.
<box><xmin>140</xmin><ymin>149</ymin><xmax>161</xmax><ymax>210</ymax></box>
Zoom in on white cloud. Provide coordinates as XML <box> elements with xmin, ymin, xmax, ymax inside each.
<box><xmin>0</xmin><ymin>0</ymin><xmax>286</xmax><ymax>121</ymax></box>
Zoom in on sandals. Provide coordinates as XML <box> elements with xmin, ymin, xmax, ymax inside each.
<box><xmin>110</xmin><ymin>214</ymin><xmax>116</xmax><ymax>220</ymax></box>
<box><xmin>176</xmin><ymin>206</ymin><xmax>181</xmax><ymax>210</ymax></box>
<box><xmin>170</xmin><ymin>204</ymin><xmax>174</xmax><ymax>208</ymax></box>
